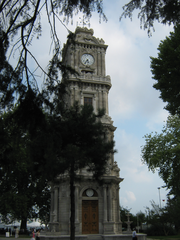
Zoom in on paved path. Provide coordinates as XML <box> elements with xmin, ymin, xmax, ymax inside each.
<box><xmin>0</xmin><ymin>238</ymin><xmax>30</xmax><ymax>240</ymax></box>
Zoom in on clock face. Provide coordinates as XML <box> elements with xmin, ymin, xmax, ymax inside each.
<box><xmin>86</xmin><ymin>189</ymin><xmax>94</xmax><ymax>197</ymax></box>
<box><xmin>81</xmin><ymin>54</ymin><xmax>94</xmax><ymax>66</ymax></box>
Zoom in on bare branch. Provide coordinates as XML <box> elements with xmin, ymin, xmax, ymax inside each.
<box><xmin>5</xmin><ymin>0</ymin><xmax>28</xmax><ymax>38</ymax></box>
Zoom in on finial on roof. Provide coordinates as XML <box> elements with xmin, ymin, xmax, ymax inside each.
<box><xmin>75</xmin><ymin>26</ymin><xmax>94</xmax><ymax>36</ymax></box>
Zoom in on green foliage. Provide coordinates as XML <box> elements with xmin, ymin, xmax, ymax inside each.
<box><xmin>143</xmin><ymin>25</ymin><xmax>180</xmax><ymax>233</ymax></box>
<box><xmin>145</xmin><ymin>200</ymin><xmax>176</xmax><ymax>236</ymax></box>
<box><xmin>0</xmin><ymin>101</ymin><xmax>114</xmax><ymax>230</ymax></box>
<box><xmin>0</xmin><ymin>1</ymin><xmax>112</xmax><ymax>237</ymax></box>
<box><xmin>0</xmin><ymin>2</ymin><xmax>111</xmax><ymax>233</ymax></box>
<box><xmin>48</xmin><ymin>102</ymin><xmax>115</xmax><ymax>240</ymax></box>
<box><xmin>137</xmin><ymin>211</ymin><xmax>146</xmax><ymax>230</ymax></box>
<box><xmin>60</xmin><ymin>102</ymin><xmax>115</xmax><ymax>179</ymax></box>
<box><xmin>165</xmin><ymin>197</ymin><xmax>180</xmax><ymax>234</ymax></box>
<box><xmin>0</xmin><ymin>108</ymin><xmax>52</xmax><ymax>227</ymax></box>
<box><xmin>151</xmin><ymin>25</ymin><xmax>180</xmax><ymax>115</ymax></box>
<box><xmin>141</xmin><ymin>115</ymin><xmax>180</xmax><ymax>197</ymax></box>
<box><xmin>0</xmin><ymin>30</ymin><xmax>20</xmax><ymax>110</ymax></box>
<box><xmin>0</xmin><ymin>103</ymin><xmax>68</xmax><ymax>227</ymax></box>
<box><xmin>120</xmin><ymin>206</ymin><xmax>131</xmax><ymax>230</ymax></box>
<box><xmin>120</xmin><ymin>207</ymin><xmax>137</xmax><ymax>231</ymax></box>
<box><xmin>0</xmin><ymin>0</ymin><xmax>106</xmax><ymax>105</ymax></box>
<box><xmin>145</xmin><ymin>225</ymin><xmax>176</xmax><ymax>236</ymax></box>
<box><xmin>120</xmin><ymin>0</ymin><xmax>180</xmax><ymax>36</ymax></box>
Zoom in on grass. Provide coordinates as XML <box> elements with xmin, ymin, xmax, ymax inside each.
<box><xmin>147</xmin><ymin>235</ymin><xmax>180</xmax><ymax>240</ymax></box>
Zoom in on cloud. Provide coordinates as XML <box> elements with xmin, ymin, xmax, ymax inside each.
<box><xmin>122</xmin><ymin>191</ymin><xmax>136</xmax><ymax>204</ymax></box>
<box><xmin>126</xmin><ymin>191</ymin><xmax>136</xmax><ymax>202</ymax></box>
<box><xmin>121</xmin><ymin>191</ymin><xmax>136</xmax><ymax>207</ymax></box>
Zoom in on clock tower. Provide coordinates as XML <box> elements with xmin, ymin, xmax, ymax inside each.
<box><xmin>49</xmin><ymin>27</ymin><xmax>123</xmax><ymax>236</ymax></box>
<box><xmin>62</xmin><ymin>27</ymin><xmax>111</xmax><ymax>116</ymax></box>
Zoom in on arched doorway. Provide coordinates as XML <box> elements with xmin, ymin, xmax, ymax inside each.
<box><xmin>82</xmin><ymin>189</ymin><xmax>99</xmax><ymax>234</ymax></box>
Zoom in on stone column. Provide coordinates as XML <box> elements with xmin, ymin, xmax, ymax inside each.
<box><xmin>70</xmin><ymin>50</ymin><xmax>74</xmax><ymax>69</ymax></box>
<box><xmin>105</xmin><ymin>88</ymin><xmax>109</xmax><ymax>115</ymax></box>
<box><xmin>103</xmin><ymin>185</ymin><xmax>107</xmax><ymax>222</ymax></box>
<box><xmin>80</xmin><ymin>91</ymin><xmax>83</xmax><ymax>105</ymax></box>
<box><xmin>50</xmin><ymin>189</ymin><xmax>54</xmax><ymax>222</ymax></box>
<box><xmin>54</xmin><ymin>187</ymin><xmax>58</xmax><ymax>222</ymax></box>
<box><xmin>98</xmin><ymin>90</ymin><xmax>102</xmax><ymax>110</ymax></box>
<box><xmin>75</xmin><ymin>185</ymin><xmax>79</xmax><ymax>222</ymax></box>
<box><xmin>102</xmin><ymin>90</ymin><xmax>105</xmax><ymax>110</ymax></box>
<box><xmin>102</xmin><ymin>89</ymin><xmax>108</xmax><ymax>115</ymax></box>
<box><xmin>73</xmin><ymin>86</ymin><xmax>77</xmax><ymax>103</ymax></box>
<box><xmin>101</xmin><ymin>49</ymin><xmax>106</xmax><ymax>76</ymax></box>
<box><xmin>77</xmin><ymin>49</ymin><xmax>80</xmax><ymax>71</ymax></box>
<box><xmin>93</xmin><ymin>94</ymin><xmax>97</xmax><ymax>114</ymax></box>
<box><xmin>74</xmin><ymin>49</ymin><xmax>76</xmax><ymax>70</ymax></box>
<box><xmin>108</xmin><ymin>185</ymin><xmax>112</xmax><ymax>221</ymax></box>
<box><xmin>97</xmin><ymin>48</ymin><xmax>101</xmax><ymax>76</ymax></box>
<box><xmin>70</xmin><ymin>84</ymin><xmax>74</xmax><ymax>106</ymax></box>
<box><xmin>116</xmin><ymin>187</ymin><xmax>120</xmax><ymax>222</ymax></box>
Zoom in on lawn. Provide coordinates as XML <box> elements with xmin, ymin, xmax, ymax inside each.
<box><xmin>147</xmin><ymin>235</ymin><xmax>180</xmax><ymax>240</ymax></box>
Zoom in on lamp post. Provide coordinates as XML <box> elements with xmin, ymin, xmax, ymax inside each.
<box><xmin>137</xmin><ymin>214</ymin><xmax>139</xmax><ymax>233</ymax></box>
<box><xmin>158</xmin><ymin>187</ymin><xmax>161</xmax><ymax>208</ymax></box>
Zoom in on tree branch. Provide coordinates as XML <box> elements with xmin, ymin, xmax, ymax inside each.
<box><xmin>4</xmin><ymin>0</ymin><xmax>28</xmax><ymax>39</ymax></box>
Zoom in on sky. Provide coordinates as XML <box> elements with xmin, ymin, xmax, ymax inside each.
<box><xmin>9</xmin><ymin>0</ymin><xmax>174</xmax><ymax>216</ymax></box>
<box><xmin>60</xmin><ymin>0</ymin><xmax>172</xmax><ymax>215</ymax></box>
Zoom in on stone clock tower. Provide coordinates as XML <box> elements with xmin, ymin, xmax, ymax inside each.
<box><xmin>48</xmin><ymin>27</ymin><xmax>124</xmax><ymax>237</ymax></box>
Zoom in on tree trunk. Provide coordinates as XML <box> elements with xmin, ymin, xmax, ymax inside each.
<box><xmin>70</xmin><ymin>163</ymin><xmax>75</xmax><ymax>240</ymax></box>
<box><xmin>20</xmin><ymin>217</ymin><xmax>27</xmax><ymax>231</ymax></box>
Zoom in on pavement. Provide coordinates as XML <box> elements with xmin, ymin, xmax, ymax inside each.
<box><xmin>0</xmin><ymin>237</ymin><xmax>30</xmax><ymax>240</ymax></box>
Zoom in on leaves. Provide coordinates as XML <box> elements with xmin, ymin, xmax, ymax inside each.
<box><xmin>0</xmin><ymin>101</ymin><xmax>114</xmax><ymax>226</ymax></box>
<box><xmin>120</xmin><ymin>0</ymin><xmax>180</xmax><ymax>36</ymax></box>
<box><xmin>151</xmin><ymin>24</ymin><xmax>180</xmax><ymax>115</ymax></box>
<box><xmin>0</xmin><ymin>107</ymin><xmax>58</xmax><ymax>226</ymax></box>
<box><xmin>59</xmin><ymin>102</ymin><xmax>115</xmax><ymax>178</ymax></box>
<box><xmin>141</xmin><ymin>115</ymin><xmax>180</xmax><ymax>196</ymax></box>
<box><xmin>0</xmin><ymin>0</ymin><xmax>106</xmax><ymax>106</ymax></box>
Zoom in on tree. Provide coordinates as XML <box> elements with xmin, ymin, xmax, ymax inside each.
<box><xmin>1</xmin><ymin>0</ymin><xmax>180</xmax><ymax>110</ymax></box>
<box><xmin>0</xmin><ymin>107</ymin><xmax>62</xmax><ymax>230</ymax></box>
<box><xmin>120</xmin><ymin>0</ymin><xmax>180</xmax><ymax>36</ymax></box>
<box><xmin>0</xmin><ymin>0</ymin><xmax>107</xmax><ymax>111</ymax></box>
<box><xmin>150</xmin><ymin>25</ymin><xmax>180</xmax><ymax>115</ymax></box>
<box><xmin>141</xmin><ymin>114</ymin><xmax>180</xmax><ymax>197</ymax></box>
<box><xmin>0</xmin><ymin>1</ymin><xmax>103</xmax><ymax>227</ymax></box>
<box><xmin>0</xmin><ymin>101</ymin><xmax>115</xmax><ymax>238</ymax></box>
<box><xmin>0</xmin><ymin>28</ymin><xmax>21</xmax><ymax>112</ymax></box>
<box><xmin>0</xmin><ymin>110</ymin><xmax>44</xmax><ymax>228</ymax></box>
<box><xmin>136</xmin><ymin>211</ymin><xmax>146</xmax><ymax>231</ymax></box>
<box><xmin>58</xmin><ymin>103</ymin><xmax>115</xmax><ymax>240</ymax></box>
<box><xmin>120</xmin><ymin>206</ymin><xmax>135</xmax><ymax>231</ymax></box>
<box><xmin>165</xmin><ymin>197</ymin><xmax>180</xmax><ymax>234</ymax></box>
<box><xmin>0</xmin><ymin>1</ymin><xmax>112</xmax><ymax>235</ymax></box>
<box><xmin>145</xmin><ymin>200</ymin><xmax>174</xmax><ymax>236</ymax></box>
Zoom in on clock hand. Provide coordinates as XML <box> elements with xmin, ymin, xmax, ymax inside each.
<box><xmin>85</xmin><ymin>59</ymin><xmax>89</xmax><ymax>64</ymax></box>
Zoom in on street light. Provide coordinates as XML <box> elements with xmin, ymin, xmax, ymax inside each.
<box><xmin>158</xmin><ymin>187</ymin><xmax>161</xmax><ymax>208</ymax></box>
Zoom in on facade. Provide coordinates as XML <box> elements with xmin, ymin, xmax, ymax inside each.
<box><xmin>49</xmin><ymin>27</ymin><xmax>124</xmax><ymax>235</ymax></box>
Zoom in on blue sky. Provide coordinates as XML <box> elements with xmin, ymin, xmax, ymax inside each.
<box><xmin>9</xmin><ymin>0</ymin><xmax>173</xmax><ymax>215</ymax></box>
